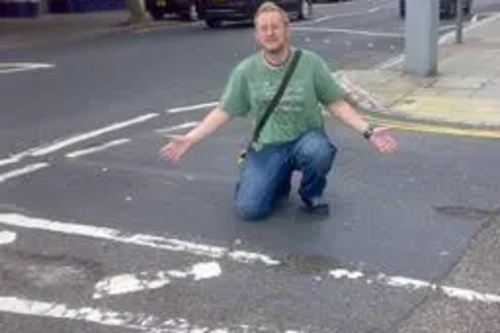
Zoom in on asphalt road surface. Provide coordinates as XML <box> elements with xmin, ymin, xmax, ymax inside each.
<box><xmin>1</xmin><ymin>0</ymin><xmax>500</xmax><ymax>332</ymax></box>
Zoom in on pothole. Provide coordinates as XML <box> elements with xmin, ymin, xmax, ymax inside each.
<box><xmin>0</xmin><ymin>250</ymin><xmax>104</xmax><ymax>289</ymax></box>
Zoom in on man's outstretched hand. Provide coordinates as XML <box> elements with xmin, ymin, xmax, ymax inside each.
<box><xmin>369</xmin><ymin>127</ymin><xmax>398</xmax><ymax>154</ymax></box>
<box><xmin>160</xmin><ymin>135</ymin><xmax>194</xmax><ymax>163</ymax></box>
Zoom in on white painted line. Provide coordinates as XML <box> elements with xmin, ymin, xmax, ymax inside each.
<box><xmin>375</xmin><ymin>54</ymin><xmax>403</xmax><ymax>70</ymax></box>
<box><xmin>439</xmin><ymin>24</ymin><xmax>456</xmax><ymax>31</ymax></box>
<box><xmin>0</xmin><ymin>295</ymin><xmax>223</xmax><ymax>332</ymax></box>
<box><xmin>155</xmin><ymin>121</ymin><xmax>200</xmax><ymax>134</ymax></box>
<box><xmin>0</xmin><ymin>213</ymin><xmax>281</xmax><ymax>266</ymax></box>
<box><xmin>65</xmin><ymin>138</ymin><xmax>131</xmax><ymax>159</ymax></box>
<box><xmin>305</xmin><ymin>5</ymin><xmax>382</xmax><ymax>24</ymax></box>
<box><xmin>312</xmin><ymin>15</ymin><xmax>332</xmax><ymax>23</ymax></box>
<box><xmin>0</xmin><ymin>156</ymin><xmax>23</xmax><ymax>168</ymax></box>
<box><xmin>293</xmin><ymin>27</ymin><xmax>403</xmax><ymax>38</ymax></box>
<box><xmin>0</xmin><ymin>62</ymin><xmax>54</xmax><ymax>74</ymax></box>
<box><xmin>329</xmin><ymin>269</ymin><xmax>500</xmax><ymax>304</ymax></box>
<box><xmin>30</xmin><ymin>114</ymin><xmax>158</xmax><ymax>157</ymax></box>
<box><xmin>166</xmin><ymin>102</ymin><xmax>218</xmax><ymax>114</ymax></box>
<box><xmin>0</xmin><ymin>295</ymin><xmax>304</xmax><ymax>332</ymax></box>
<box><xmin>0</xmin><ymin>163</ymin><xmax>49</xmax><ymax>183</ymax></box>
<box><xmin>0</xmin><ymin>114</ymin><xmax>157</xmax><ymax>168</ymax></box>
<box><xmin>93</xmin><ymin>261</ymin><xmax>221</xmax><ymax>299</ymax></box>
<box><xmin>0</xmin><ymin>230</ymin><xmax>16</xmax><ymax>245</ymax></box>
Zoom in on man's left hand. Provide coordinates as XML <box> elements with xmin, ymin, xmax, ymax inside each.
<box><xmin>369</xmin><ymin>127</ymin><xmax>398</xmax><ymax>153</ymax></box>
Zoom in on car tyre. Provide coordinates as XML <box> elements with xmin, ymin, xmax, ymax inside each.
<box><xmin>298</xmin><ymin>0</ymin><xmax>312</xmax><ymax>20</ymax></box>
<box><xmin>205</xmin><ymin>18</ymin><xmax>222</xmax><ymax>28</ymax></box>
<box><xmin>150</xmin><ymin>8</ymin><xmax>165</xmax><ymax>21</ymax></box>
<box><xmin>186</xmin><ymin>2</ymin><xmax>199</xmax><ymax>21</ymax></box>
<box><xmin>444</xmin><ymin>1</ymin><xmax>457</xmax><ymax>19</ymax></box>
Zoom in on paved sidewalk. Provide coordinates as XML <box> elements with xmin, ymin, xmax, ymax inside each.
<box><xmin>0</xmin><ymin>11</ymin><xmax>185</xmax><ymax>51</ymax></box>
<box><xmin>340</xmin><ymin>13</ymin><xmax>500</xmax><ymax>129</ymax></box>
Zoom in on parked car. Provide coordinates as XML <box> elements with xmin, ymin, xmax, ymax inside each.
<box><xmin>145</xmin><ymin>0</ymin><xmax>203</xmax><ymax>21</ymax></box>
<box><xmin>199</xmin><ymin>0</ymin><xmax>313</xmax><ymax>28</ymax></box>
<box><xmin>399</xmin><ymin>0</ymin><xmax>472</xmax><ymax>19</ymax></box>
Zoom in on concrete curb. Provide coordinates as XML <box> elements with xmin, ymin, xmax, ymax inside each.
<box><xmin>337</xmin><ymin>12</ymin><xmax>500</xmax><ymax>132</ymax></box>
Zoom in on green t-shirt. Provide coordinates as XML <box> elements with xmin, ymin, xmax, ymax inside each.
<box><xmin>220</xmin><ymin>48</ymin><xmax>344</xmax><ymax>150</ymax></box>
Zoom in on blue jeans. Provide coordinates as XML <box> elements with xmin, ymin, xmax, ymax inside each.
<box><xmin>235</xmin><ymin>130</ymin><xmax>337</xmax><ymax>221</ymax></box>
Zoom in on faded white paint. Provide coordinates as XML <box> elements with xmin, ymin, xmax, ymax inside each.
<box><xmin>0</xmin><ymin>114</ymin><xmax>157</xmax><ymax>168</ymax></box>
<box><xmin>0</xmin><ymin>163</ymin><xmax>49</xmax><ymax>183</ymax></box>
<box><xmin>0</xmin><ymin>295</ymin><xmax>305</xmax><ymax>332</ymax></box>
<box><xmin>329</xmin><ymin>269</ymin><xmax>500</xmax><ymax>304</ymax></box>
<box><xmin>0</xmin><ymin>213</ymin><xmax>281</xmax><ymax>266</ymax></box>
<box><xmin>166</xmin><ymin>102</ymin><xmax>218</xmax><ymax>114</ymax></box>
<box><xmin>329</xmin><ymin>269</ymin><xmax>363</xmax><ymax>279</ymax></box>
<box><xmin>0</xmin><ymin>63</ymin><xmax>54</xmax><ymax>74</ymax></box>
<box><xmin>0</xmin><ymin>296</ymin><xmax>227</xmax><ymax>332</ymax></box>
<box><xmin>293</xmin><ymin>27</ymin><xmax>402</xmax><ymax>38</ymax></box>
<box><xmin>0</xmin><ymin>230</ymin><xmax>16</xmax><ymax>245</ymax></box>
<box><xmin>155</xmin><ymin>121</ymin><xmax>200</xmax><ymax>134</ymax></box>
<box><xmin>93</xmin><ymin>262</ymin><xmax>222</xmax><ymax>299</ymax></box>
<box><xmin>311</xmin><ymin>7</ymin><xmax>380</xmax><ymax>23</ymax></box>
<box><xmin>65</xmin><ymin>138</ymin><xmax>131</xmax><ymax>159</ymax></box>
<box><xmin>30</xmin><ymin>114</ymin><xmax>157</xmax><ymax>157</ymax></box>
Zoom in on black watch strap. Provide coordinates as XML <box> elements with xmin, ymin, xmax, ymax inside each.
<box><xmin>363</xmin><ymin>125</ymin><xmax>375</xmax><ymax>140</ymax></box>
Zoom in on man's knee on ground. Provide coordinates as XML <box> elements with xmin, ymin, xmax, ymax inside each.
<box><xmin>235</xmin><ymin>200</ymin><xmax>272</xmax><ymax>221</ymax></box>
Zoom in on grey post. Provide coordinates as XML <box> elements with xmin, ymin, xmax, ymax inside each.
<box><xmin>404</xmin><ymin>0</ymin><xmax>439</xmax><ymax>76</ymax></box>
<box><xmin>456</xmin><ymin>0</ymin><xmax>464</xmax><ymax>43</ymax></box>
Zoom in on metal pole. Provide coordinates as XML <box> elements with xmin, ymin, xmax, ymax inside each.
<box><xmin>456</xmin><ymin>0</ymin><xmax>464</xmax><ymax>43</ymax></box>
<box><xmin>405</xmin><ymin>0</ymin><xmax>439</xmax><ymax>76</ymax></box>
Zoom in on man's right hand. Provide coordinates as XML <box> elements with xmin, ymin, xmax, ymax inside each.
<box><xmin>159</xmin><ymin>107</ymin><xmax>232</xmax><ymax>163</ymax></box>
<box><xmin>160</xmin><ymin>135</ymin><xmax>195</xmax><ymax>163</ymax></box>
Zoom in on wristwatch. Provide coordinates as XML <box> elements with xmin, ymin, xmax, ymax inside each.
<box><xmin>362</xmin><ymin>124</ymin><xmax>375</xmax><ymax>140</ymax></box>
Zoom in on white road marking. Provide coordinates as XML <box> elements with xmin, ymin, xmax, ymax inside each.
<box><xmin>166</xmin><ymin>102</ymin><xmax>218</xmax><ymax>114</ymax></box>
<box><xmin>0</xmin><ymin>295</ymin><xmax>305</xmax><ymax>332</ymax></box>
<box><xmin>312</xmin><ymin>16</ymin><xmax>331</xmax><ymax>23</ymax></box>
<box><xmin>0</xmin><ymin>230</ymin><xmax>16</xmax><ymax>245</ymax></box>
<box><xmin>0</xmin><ymin>213</ymin><xmax>281</xmax><ymax>266</ymax></box>
<box><xmin>0</xmin><ymin>114</ymin><xmax>157</xmax><ymax>167</ymax></box>
<box><xmin>155</xmin><ymin>121</ymin><xmax>200</xmax><ymax>134</ymax></box>
<box><xmin>310</xmin><ymin>7</ymin><xmax>381</xmax><ymax>23</ymax></box>
<box><xmin>376</xmin><ymin>54</ymin><xmax>403</xmax><ymax>69</ymax></box>
<box><xmin>93</xmin><ymin>261</ymin><xmax>221</xmax><ymax>299</ymax></box>
<box><xmin>65</xmin><ymin>138</ymin><xmax>131</xmax><ymax>159</ymax></box>
<box><xmin>329</xmin><ymin>269</ymin><xmax>500</xmax><ymax>304</ymax></box>
<box><xmin>439</xmin><ymin>24</ymin><xmax>456</xmax><ymax>31</ymax></box>
<box><xmin>0</xmin><ymin>163</ymin><xmax>49</xmax><ymax>183</ymax></box>
<box><xmin>2</xmin><ymin>210</ymin><xmax>497</xmax><ymax>306</ymax></box>
<box><xmin>0</xmin><ymin>62</ymin><xmax>54</xmax><ymax>74</ymax></box>
<box><xmin>31</xmin><ymin>114</ymin><xmax>158</xmax><ymax>157</ymax></box>
<box><xmin>0</xmin><ymin>156</ymin><xmax>23</xmax><ymax>168</ymax></box>
<box><xmin>293</xmin><ymin>27</ymin><xmax>402</xmax><ymax>38</ymax></box>
<box><xmin>0</xmin><ymin>296</ymin><xmax>224</xmax><ymax>332</ymax></box>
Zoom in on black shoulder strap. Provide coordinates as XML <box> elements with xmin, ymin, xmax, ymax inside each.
<box><xmin>250</xmin><ymin>49</ymin><xmax>302</xmax><ymax>145</ymax></box>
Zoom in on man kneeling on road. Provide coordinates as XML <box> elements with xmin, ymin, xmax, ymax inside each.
<box><xmin>161</xmin><ymin>2</ymin><xmax>398</xmax><ymax>221</ymax></box>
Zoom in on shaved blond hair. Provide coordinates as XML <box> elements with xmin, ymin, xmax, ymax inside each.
<box><xmin>254</xmin><ymin>1</ymin><xmax>290</xmax><ymax>26</ymax></box>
